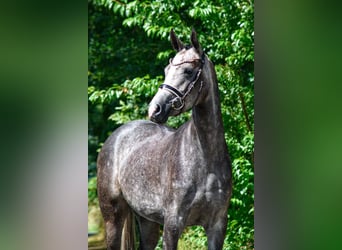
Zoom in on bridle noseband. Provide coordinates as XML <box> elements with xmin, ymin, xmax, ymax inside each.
<box><xmin>159</xmin><ymin>53</ymin><xmax>205</xmax><ymax>110</ymax></box>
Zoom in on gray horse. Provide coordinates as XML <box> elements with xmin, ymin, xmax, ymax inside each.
<box><xmin>97</xmin><ymin>29</ymin><xmax>232</xmax><ymax>250</ymax></box>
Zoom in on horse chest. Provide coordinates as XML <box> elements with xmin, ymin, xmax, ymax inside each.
<box><xmin>177</xmin><ymin>172</ymin><xmax>229</xmax><ymax>226</ymax></box>
<box><xmin>194</xmin><ymin>172</ymin><xmax>228</xmax><ymax>204</ymax></box>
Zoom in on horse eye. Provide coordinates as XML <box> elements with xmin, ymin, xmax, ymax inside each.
<box><xmin>184</xmin><ymin>68</ymin><xmax>193</xmax><ymax>75</ymax></box>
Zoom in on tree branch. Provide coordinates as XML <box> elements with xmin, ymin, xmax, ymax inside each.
<box><xmin>239</xmin><ymin>92</ymin><xmax>252</xmax><ymax>133</ymax></box>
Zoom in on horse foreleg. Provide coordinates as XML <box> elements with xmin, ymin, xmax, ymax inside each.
<box><xmin>205</xmin><ymin>216</ymin><xmax>228</xmax><ymax>250</ymax></box>
<box><xmin>137</xmin><ymin>216</ymin><xmax>160</xmax><ymax>250</ymax></box>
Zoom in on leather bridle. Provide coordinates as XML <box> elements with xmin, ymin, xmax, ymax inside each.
<box><xmin>159</xmin><ymin>53</ymin><xmax>205</xmax><ymax>110</ymax></box>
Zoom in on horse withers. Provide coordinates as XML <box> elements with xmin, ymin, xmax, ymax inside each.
<box><xmin>97</xmin><ymin>29</ymin><xmax>232</xmax><ymax>250</ymax></box>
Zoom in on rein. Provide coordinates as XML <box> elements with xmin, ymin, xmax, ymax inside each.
<box><xmin>159</xmin><ymin>53</ymin><xmax>205</xmax><ymax>110</ymax></box>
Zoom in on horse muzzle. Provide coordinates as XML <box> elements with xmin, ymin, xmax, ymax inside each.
<box><xmin>148</xmin><ymin>102</ymin><xmax>171</xmax><ymax>124</ymax></box>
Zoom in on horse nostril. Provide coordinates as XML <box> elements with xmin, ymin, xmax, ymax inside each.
<box><xmin>148</xmin><ymin>103</ymin><xmax>162</xmax><ymax>119</ymax></box>
<box><xmin>155</xmin><ymin>104</ymin><xmax>162</xmax><ymax>115</ymax></box>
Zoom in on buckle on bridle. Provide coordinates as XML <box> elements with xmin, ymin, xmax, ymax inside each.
<box><xmin>159</xmin><ymin>84</ymin><xmax>185</xmax><ymax>110</ymax></box>
<box><xmin>170</xmin><ymin>96</ymin><xmax>184</xmax><ymax>110</ymax></box>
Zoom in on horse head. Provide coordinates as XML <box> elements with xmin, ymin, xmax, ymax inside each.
<box><xmin>148</xmin><ymin>29</ymin><xmax>207</xmax><ymax>124</ymax></box>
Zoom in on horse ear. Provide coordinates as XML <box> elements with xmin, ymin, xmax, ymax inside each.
<box><xmin>170</xmin><ymin>29</ymin><xmax>184</xmax><ymax>51</ymax></box>
<box><xmin>190</xmin><ymin>28</ymin><xmax>202</xmax><ymax>54</ymax></box>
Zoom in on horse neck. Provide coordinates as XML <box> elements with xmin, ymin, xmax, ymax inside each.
<box><xmin>190</xmin><ymin>62</ymin><xmax>226</xmax><ymax>151</ymax></box>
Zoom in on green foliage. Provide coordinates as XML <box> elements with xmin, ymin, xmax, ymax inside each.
<box><xmin>88</xmin><ymin>0</ymin><xmax>254</xmax><ymax>248</ymax></box>
<box><xmin>88</xmin><ymin>177</ymin><xmax>98</xmax><ymax>208</ymax></box>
